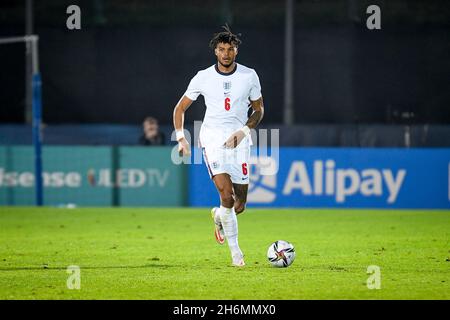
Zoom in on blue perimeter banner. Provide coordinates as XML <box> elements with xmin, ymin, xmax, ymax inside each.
<box><xmin>188</xmin><ymin>148</ymin><xmax>450</xmax><ymax>209</ymax></box>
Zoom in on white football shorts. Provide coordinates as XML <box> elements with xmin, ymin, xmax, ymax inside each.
<box><xmin>200</xmin><ymin>143</ymin><xmax>250</xmax><ymax>185</ymax></box>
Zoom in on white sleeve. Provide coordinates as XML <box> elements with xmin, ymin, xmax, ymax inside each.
<box><xmin>184</xmin><ymin>72</ymin><xmax>202</xmax><ymax>101</ymax></box>
<box><xmin>249</xmin><ymin>70</ymin><xmax>262</xmax><ymax>101</ymax></box>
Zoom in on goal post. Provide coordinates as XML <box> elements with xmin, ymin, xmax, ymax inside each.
<box><xmin>0</xmin><ymin>35</ymin><xmax>43</xmax><ymax>206</ymax></box>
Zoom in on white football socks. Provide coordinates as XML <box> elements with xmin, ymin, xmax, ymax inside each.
<box><xmin>213</xmin><ymin>207</ymin><xmax>221</xmax><ymax>225</ymax></box>
<box><xmin>218</xmin><ymin>205</ymin><xmax>243</xmax><ymax>259</ymax></box>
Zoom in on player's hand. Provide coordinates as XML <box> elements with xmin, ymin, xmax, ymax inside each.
<box><xmin>224</xmin><ymin>129</ymin><xmax>247</xmax><ymax>149</ymax></box>
<box><xmin>177</xmin><ymin>137</ymin><xmax>191</xmax><ymax>156</ymax></box>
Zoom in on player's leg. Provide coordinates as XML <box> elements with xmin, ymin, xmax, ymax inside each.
<box><xmin>215</xmin><ymin>147</ymin><xmax>249</xmax><ymax>266</ymax></box>
<box><xmin>202</xmin><ymin>146</ymin><xmax>226</xmax><ymax>244</ymax></box>
<box><xmin>211</xmin><ymin>172</ymin><xmax>234</xmax><ymax>246</ymax></box>
<box><xmin>212</xmin><ymin>173</ymin><xmax>235</xmax><ymax>208</ymax></box>
<box><xmin>213</xmin><ymin>173</ymin><xmax>245</xmax><ymax>266</ymax></box>
<box><xmin>232</xmin><ymin>183</ymin><xmax>248</xmax><ymax>215</ymax></box>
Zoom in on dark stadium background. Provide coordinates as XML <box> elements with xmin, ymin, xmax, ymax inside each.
<box><xmin>1</xmin><ymin>0</ymin><xmax>449</xmax><ymax>147</ymax></box>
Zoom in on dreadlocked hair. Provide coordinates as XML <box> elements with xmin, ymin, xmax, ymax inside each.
<box><xmin>209</xmin><ymin>24</ymin><xmax>242</xmax><ymax>50</ymax></box>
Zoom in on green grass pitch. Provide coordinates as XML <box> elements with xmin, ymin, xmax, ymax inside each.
<box><xmin>0</xmin><ymin>207</ymin><xmax>449</xmax><ymax>300</ymax></box>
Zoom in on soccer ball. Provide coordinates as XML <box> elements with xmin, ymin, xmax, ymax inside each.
<box><xmin>267</xmin><ymin>240</ymin><xmax>296</xmax><ymax>267</ymax></box>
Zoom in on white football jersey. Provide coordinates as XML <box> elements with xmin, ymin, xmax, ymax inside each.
<box><xmin>184</xmin><ymin>63</ymin><xmax>262</xmax><ymax>148</ymax></box>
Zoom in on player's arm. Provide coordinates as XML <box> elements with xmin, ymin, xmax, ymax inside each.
<box><xmin>246</xmin><ymin>97</ymin><xmax>264</xmax><ymax>129</ymax></box>
<box><xmin>173</xmin><ymin>95</ymin><xmax>194</xmax><ymax>156</ymax></box>
<box><xmin>224</xmin><ymin>97</ymin><xmax>264</xmax><ymax>149</ymax></box>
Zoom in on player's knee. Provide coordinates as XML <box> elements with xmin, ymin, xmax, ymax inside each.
<box><xmin>219</xmin><ymin>190</ymin><xmax>235</xmax><ymax>208</ymax></box>
<box><xmin>235</xmin><ymin>201</ymin><xmax>246</xmax><ymax>214</ymax></box>
<box><xmin>221</xmin><ymin>194</ymin><xmax>234</xmax><ymax>208</ymax></box>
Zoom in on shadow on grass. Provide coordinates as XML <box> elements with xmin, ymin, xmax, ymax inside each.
<box><xmin>0</xmin><ymin>264</ymin><xmax>173</xmax><ymax>271</ymax></box>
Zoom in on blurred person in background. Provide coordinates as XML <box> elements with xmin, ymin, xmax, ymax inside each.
<box><xmin>139</xmin><ymin>117</ymin><xmax>165</xmax><ymax>146</ymax></box>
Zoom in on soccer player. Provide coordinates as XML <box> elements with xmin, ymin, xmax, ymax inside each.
<box><xmin>173</xmin><ymin>26</ymin><xmax>264</xmax><ymax>267</ymax></box>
